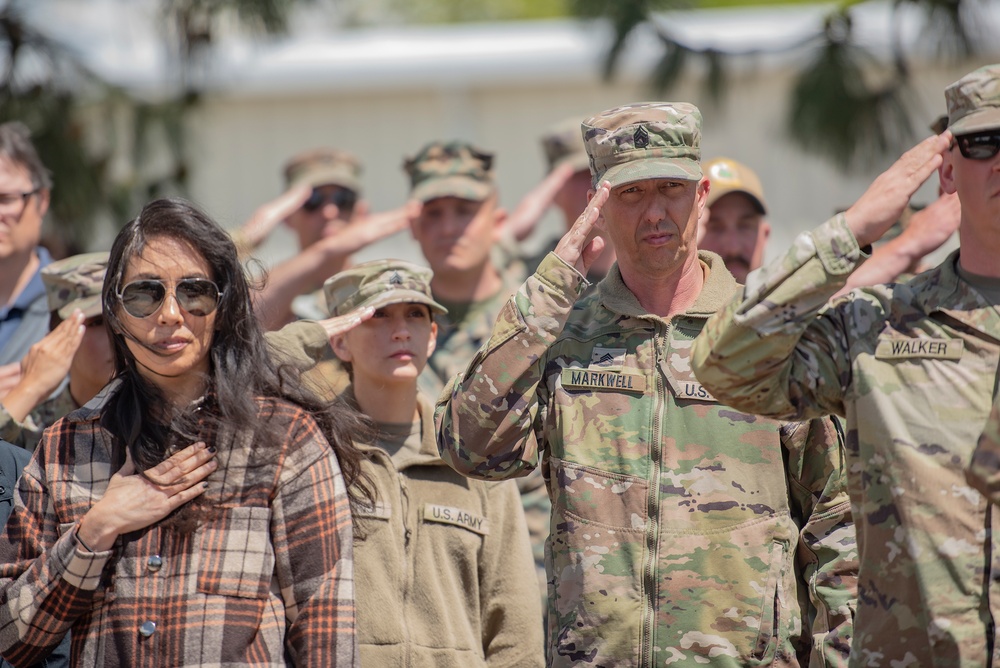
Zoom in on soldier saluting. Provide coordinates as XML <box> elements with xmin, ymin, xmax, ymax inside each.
<box><xmin>437</xmin><ymin>102</ymin><xmax>858</xmax><ymax>667</ymax></box>
<box><xmin>694</xmin><ymin>64</ymin><xmax>1000</xmax><ymax>665</ymax></box>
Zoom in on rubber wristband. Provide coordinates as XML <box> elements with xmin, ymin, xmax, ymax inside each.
<box><xmin>75</xmin><ymin>526</ymin><xmax>98</xmax><ymax>553</ymax></box>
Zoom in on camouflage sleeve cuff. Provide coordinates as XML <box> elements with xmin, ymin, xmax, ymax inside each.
<box><xmin>536</xmin><ymin>252</ymin><xmax>590</xmax><ymax>302</ymax></box>
<box><xmin>810</xmin><ymin>213</ymin><xmax>866</xmax><ymax>277</ymax></box>
<box><xmin>735</xmin><ymin>214</ymin><xmax>864</xmax><ymax>335</ymax></box>
<box><xmin>0</xmin><ymin>403</ymin><xmax>25</xmax><ymax>444</ymax></box>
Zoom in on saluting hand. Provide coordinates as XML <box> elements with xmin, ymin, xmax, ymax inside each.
<box><xmin>78</xmin><ymin>442</ymin><xmax>217</xmax><ymax>552</ymax></box>
<box><xmin>317</xmin><ymin>306</ymin><xmax>376</xmax><ymax>345</ymax></box>
<box><xmin>0</xmin><ymin>311</ymin><xmax>86</xmax><ymax>422</ymax></box>
<box><xmin>845</xmin><ymin>132</ymin><xmax>952</xmax><ymax>249</ymax></box>
<box><xmin>554</xmin><ymin>181</ymin><xmax>610</xmax><ymax>276</ymax></box>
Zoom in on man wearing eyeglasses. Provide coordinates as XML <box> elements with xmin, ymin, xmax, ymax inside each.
<box><xmin>0</xmin><ymin>123</ymin><xmax>53</xmax><ymax>392</ymax></box>
<box><xmin>693</xmin><ymin>63</ymin><xmax>1000</xmax><ymax>664</ymax></box>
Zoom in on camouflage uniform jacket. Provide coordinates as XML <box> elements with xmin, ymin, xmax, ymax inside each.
<box><xmin>352</xmin><ymin>391</ymin><xmax>543</xmax><ymax>668</ymax></box>
<box><xmin>421</xmin><ymin>280</ymin><xmax>517</xmax><ymax>401</ymax></box>
<box><xmin>437</xmin><ymin>251</ymin><xmax>857</xmax><ymax>667</ymax></box>
<box><xmin>969</xmin><ymin>394</ymin><xmax>1000</xmax><ymax>504</ymax></box>
<box><xmin>692</xmin><ymin>214</ymin><xmax>1000</xmax><ymax>666</ymax></box>
<box><xmin>0</xmin><ymin>382</ymin><xmax>78</xmax><ymax>454</ymax></box>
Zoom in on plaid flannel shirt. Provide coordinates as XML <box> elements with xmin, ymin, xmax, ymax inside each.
<box><xmin>0</xmin><ymin>383</ymin><xmax>357</xmax><ymax>667</ymax></box>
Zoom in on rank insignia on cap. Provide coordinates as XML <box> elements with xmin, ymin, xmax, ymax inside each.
<box><xmin>389</xmin><ymin>272</ymin><xmax>403</xmax><ymax>285</ymax></box>
<box><xmin>633</xmin><ymin>126</ymin><xmax>649</xmax><ymax>148</ymax></box>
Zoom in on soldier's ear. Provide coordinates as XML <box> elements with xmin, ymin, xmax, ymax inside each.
<box><xmin>695</xmin><ymin>177</ymin><xmax>710</xmax><ymax>218</ymax></box>
<box><xmin>426</xmin><ymin>321</ymin><xmax>438</xmax><ymax>358</ymax></box>
<box><xmin>330</xmin><ymin>334</ymin><xmax>353</xmax><ymax>364</ymax></box>
<box><xmin>939</xmin><ymin>149</ymin><xmax>958</xmax><ymax>195</ymax></box>
<box><xmin>35</xmin><ymin>188</ymin><xmax>50</xmax><ymax>217</ymax></box>
<box><xmin>490</xmin><ymin>207</ymin><xmax>508</xmax><ymax>242</ymax></box>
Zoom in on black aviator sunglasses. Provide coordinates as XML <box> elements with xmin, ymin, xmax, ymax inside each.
<box><xmin>302</xmin><ymin>187</ymin><xmax>357</xmax><ymax>213</ymax></box>
<box><xmin>954</xmin><ymin>130</ymin><xmax>1000</xmax><ymax>161</ymax></box>
<box><xmin>117</xmin><ymin>278</ymin><xmax>222</xmax><ymax>319</ymax></box>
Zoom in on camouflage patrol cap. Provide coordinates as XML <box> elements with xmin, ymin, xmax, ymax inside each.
<box><xmin>323</xmin><ymin>259</ymin><xmax>447</xmax><ymax>318</ymax></box>
<box><xmin>946</xmin><ymin>64</ymin><xmax>1000</xmax><ymax>135</ymax></box>
<box><xmin>540</xmin><ymin>116</ymin><xmax>591</xmax><ymax>173</ymax></box>
<box><xmin>403</xmin><ymin>141</ymin><xmax>495</xmax><ymax>203</ymax></box>
<box><xmin>40</xmin><ymin>251</ymin><xmax>109</xmax><ymax>320</ymax></box>
<box><xmin>704</xmin><ymin>157</ymin><xmax>768</xmax><ymax>215</ymax></box>
<box><xmin>929</xmin><ymin>114</ymin><xmax>949</xmax><ymax>135</ymax></box>
<box><xmin>283</xmin><ymin>148</ymin><xmax>363</xmax><ymax>193</ymax></box>
<box><xmin>582</xmin><ymin>102</ymin><xmax>702</xmax><ymax>188</ymax></box>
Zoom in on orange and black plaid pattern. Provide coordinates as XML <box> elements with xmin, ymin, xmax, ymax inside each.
<box><xmin>0</xmin><ymin>386</ymin><xmax>357</xmax><ymax>667</ymax></box>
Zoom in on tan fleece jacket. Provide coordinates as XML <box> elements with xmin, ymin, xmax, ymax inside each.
<box><xmin>352</xmin><ymin>392</ymin><xmax>544</xmax><ymax>668</ymax></box>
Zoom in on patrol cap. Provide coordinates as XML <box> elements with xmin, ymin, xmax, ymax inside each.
<box><xmin>403</xmin><ymin>141</ymin><xmax>495</xmax><ymax>203</ymax></box>
<box><xmin>582</xmin><ymin>102</ymin><xmax>702</xmax><ymax>188</ymax></box>
<box><xmin>323</xmin><ymin>259</ymin><xmax>447</xmax><ymax>318</ymax></box>
<box><xmin>283</xmin><ymin>148</ymin><xmax>363</xmax><ymax>193</ymax></box>
<box><xmin>946</xmin><ymin>64</ymin><xmax>1000</xmax><ymax>135</ymax></box>
<box><xmin>41</xmin><ymin>251</ymin><xmax>109</xmax><ymax>320</ymax></box>
<box><xmin>704</xmin><ymin>157</ymin><xmax>768</xmax><ymax>215</ymax></box>
<box><xmin>540</xmin><ymin>116</ymin><xmax>591</xmax><ymax>173</ymax></box>
<box><xmin>929</xmin><ymin>114</ymin><xmax>949</xmax><ymax>135</ymax></box>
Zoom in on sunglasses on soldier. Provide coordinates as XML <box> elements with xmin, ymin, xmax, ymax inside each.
<box><xmin>117</xmin><ymin>278</ymin><xmax>222</xmax><ymax>318</ymax></box>
<box><xmin>303</xmin><ymin>187</ymin><xmax>358</xmax><ymax>214</ymax></box>
<box><xmin>954</xmin><ymin>130</ymin><xmax>1000</xmax><ymax>161</ymax></box>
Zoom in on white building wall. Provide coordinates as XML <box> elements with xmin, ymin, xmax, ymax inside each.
<box><xmin>186</xmin><ymin>59</ymin><xmax>979</xmax><ymax>271</ymax></box>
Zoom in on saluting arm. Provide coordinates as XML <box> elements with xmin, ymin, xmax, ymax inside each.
<box><xmin>692</xmin><ymin>134</ymin><xmax>950</xmax><ymax>422</ymax></box>
<box><xmin>435</xmin><ymin>253</ymin><xmax>586</xmax><ymax>480</ymax></box>
<box><xmin>691</xmin><ymin>215</ymin><xmax>860</xmax><ymax>421</ymax></box>
<box><xmin>436</xmin><ymin>184</ymin><xmax>611</xmax><ymax>481</ymax></box>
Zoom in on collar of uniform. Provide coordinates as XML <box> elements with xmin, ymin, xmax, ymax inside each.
<box><xmin>597</xmin><ymin>250</ymin><xmax>738</xmax><ymax>319</ymax></box>
<box><xmin>347</xmin><ymin>386</ymin><xmax>445</xmax><ymax>469</ymax></box>
<box><xmin>909</xmin><ymin>249</ymin><xmax>1000</xmax><ymax>341</ymax></box>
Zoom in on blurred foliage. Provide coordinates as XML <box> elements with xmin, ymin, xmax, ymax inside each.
<box><xmin>0</xmin><ymin>0</ymin><xmax>304</xmax><ymax>255</ymax></box>
<box><xmin>382</xmin><ymin>0</ymin><xmax>567</xmax><ymax>23</ymax></box>
<box><xmin>570</xmin><ymin>0</ymin><xmax>989</xmax><ymax>172</ymax></box>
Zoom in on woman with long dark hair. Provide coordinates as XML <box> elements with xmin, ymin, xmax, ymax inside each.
<box><xmin>0</xmin><ymin>198</ymin><xmax>366</xmax><ymax>666</ymax></box>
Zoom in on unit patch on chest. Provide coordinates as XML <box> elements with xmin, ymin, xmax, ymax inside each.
<box><xmin>875</xmin><ymin>338</ymin><xmax>964</xmax><ymax>360</ymax></box>
<box><xmin>423</xmin><ymin>504</ymin><xmax>489</xmax><ymax>535</ymax></box>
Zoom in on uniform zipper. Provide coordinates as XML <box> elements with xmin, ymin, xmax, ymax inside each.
<box><xmin>639</xmin><ymin>322</ymin><xmax>667</xmax><ymax>666</ymax></box>
<box><xmin>398</xmin><ymin>464</ymin><xmax>414</xmax><ymax>668</ymax></box>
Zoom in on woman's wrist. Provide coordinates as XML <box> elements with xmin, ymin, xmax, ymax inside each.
<box><xmin>77</xmin><ymin>507</ymin><xmax>118</xmax><ymax>553</ymax></box>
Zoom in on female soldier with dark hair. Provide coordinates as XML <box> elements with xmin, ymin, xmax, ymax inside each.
<box><xmin>0</xmin><ymin>198</ymin><xmax>366</xmax><ymax>667</ymax></box>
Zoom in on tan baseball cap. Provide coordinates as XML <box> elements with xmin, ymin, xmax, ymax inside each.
<box><xmin>946</xmin><ymin>63</ymin><xmax>1000</xmax><ymax>135</ymax></box>
<box><xmin>582</xmin><ymin>102</ymin><xmax>702</xmax><ymax>188</ymax></box>
<box><xmin>283</xmin><ymin>149</ymin><xmax>363</xmax><ymax>193</ymax></box>
<box><xmin>323</xmin><ymin>259</ymin><xmax>447</xmax><ymax>318</ymax></box>
<box><xmin>704</xmin><ymin>157</ymin><xmax>768</xmax><ymax>215</ymax></box>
